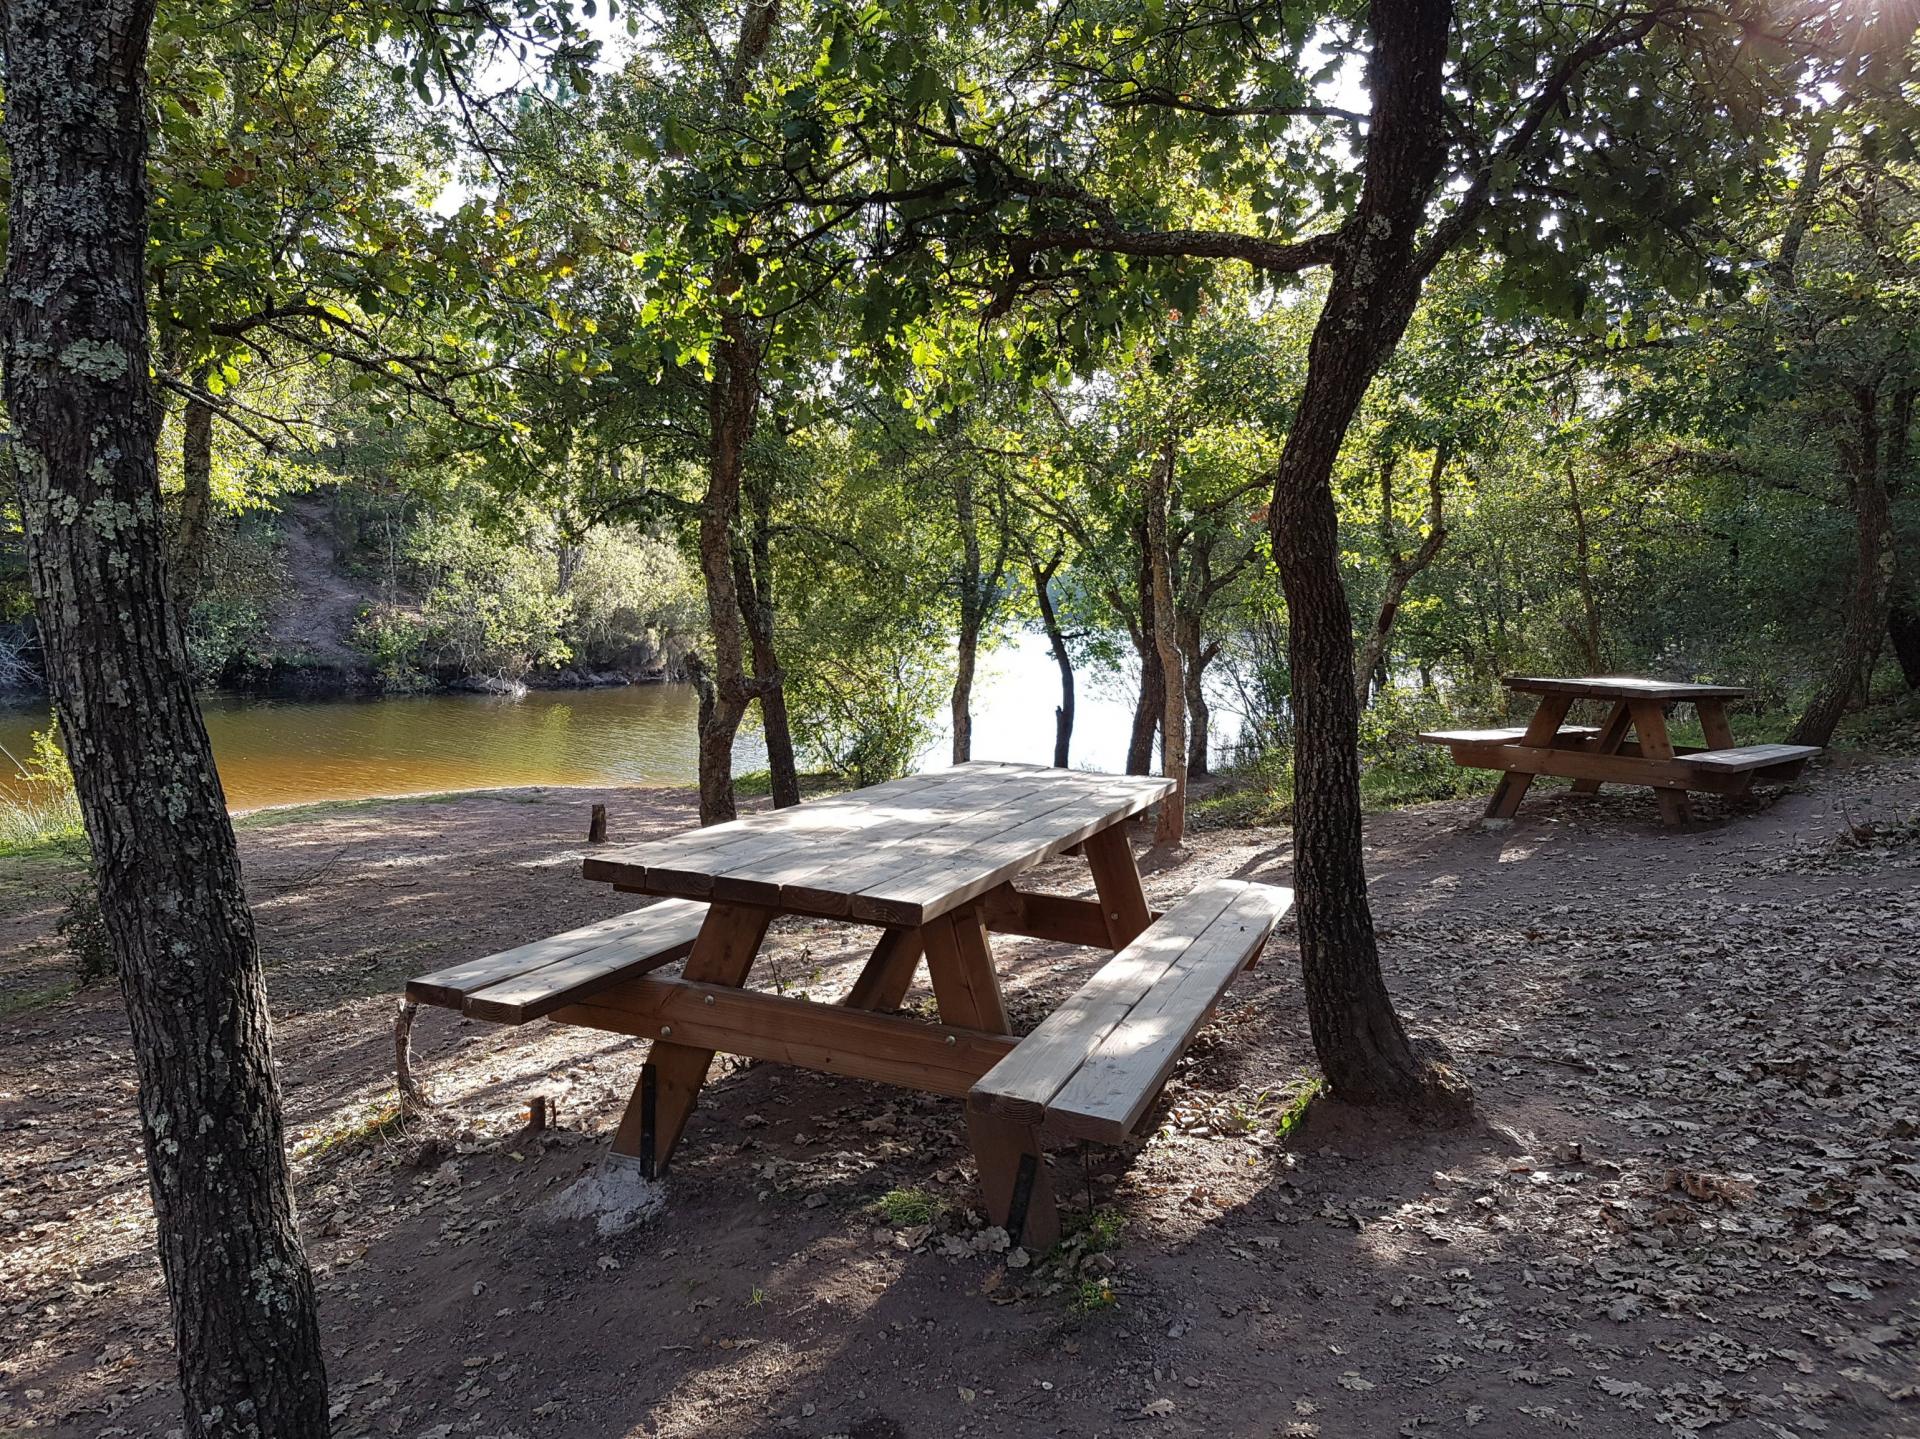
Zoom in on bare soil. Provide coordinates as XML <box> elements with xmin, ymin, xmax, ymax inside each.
<box><xmin>3</xmin><ymin>762</ymin><xmax>1919</xmax><ymax>1439</ymax></box>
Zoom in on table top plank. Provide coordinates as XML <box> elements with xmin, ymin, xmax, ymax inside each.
<box><xmin>851</xmin><ymin>774</ymin><xmax>1172</xmax><ymax>926</ymax></box>
<box><xmin>584</xmin><ymin>763</ymin><xmax>1172</xmax><ymax>926</ymax></box>
<box><xmin>1505</xmin><ymin>674</ymin><xmax>1749</xmax><ymax>701</ymax></box>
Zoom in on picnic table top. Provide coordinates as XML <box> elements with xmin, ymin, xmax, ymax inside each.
<box><xmin>1504</xmin><ymin>674</ymin><xmax>1750</xmax><ymax>702</ymax></box>
<box><xmin>581</xmin><ymin>761</ymin><xmax>1173</xmax><ymax>928</ymax></box>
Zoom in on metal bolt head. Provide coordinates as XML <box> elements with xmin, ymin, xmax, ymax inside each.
<box><xmin>660</xmin><ymin>1024</ymin><xmax>673</xmax><ymax>1037</ymax></box>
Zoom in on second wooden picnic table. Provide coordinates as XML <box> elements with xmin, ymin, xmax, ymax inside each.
<box><xmin>1420</xmin><ymin>675</ymin><xmax>1820</xmax><ymax>826</ymax></box>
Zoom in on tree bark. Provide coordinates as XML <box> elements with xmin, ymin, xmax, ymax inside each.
<box><xmin>694</xmin><ymin>317</ymin><xmax>762</xmax><ymax>824</ymax></box>
<box><xmin>1355</xmin><ymin>446</ymin><xmax>1449</xmax><ymax>709</ymax></box>
<box><xmin>1263</xmin><ymin>0</ymin><xmax>1470</xmax><ymax>1118</ymax></box>
<box><xmin>1789</xmin><ymin>390</ymin><xmax>1898</xmax><ymax>746</ymax></box>
<box><xmin>1</xmin><ymin>0</ymin><xmax>329</xmax><ymax>1432</ymax></box>
<box><xmin>1124</xmin><ymin>520</ymin><xmax>1162</xmax><ymax>775</ymax></box>
<box><xmin>733</xmin><ymin>460</ymin><xmax>799</xmax><ymax>807</ymax></box>
<box><xmin>1891</xmin><ymin>586</ymin><xmax>1920</xmax><ymax>689</ymax></box>
<box><xmin>1146</xmin><ymin>436</ymin><xmax>1186</xmax><ymax>844</ymax></box>
<box><xmin>173</xmin><ymin>371</ymin><xmax>216</xmax><ymax>607</ymax></box>
<box><xmin>1030</xmin><ymin>549</ymin><xmax>1075</xmax><ymax>767</ymax></box>
<box><xmin>1564</xmin><ymin>460</ymin><xmax>1605</xmax><ymax>672</ymax></box>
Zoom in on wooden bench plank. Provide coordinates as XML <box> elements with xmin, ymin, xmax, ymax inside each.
<box><xmin>405</xmin><ymin>898</ymin><xmax>707</xmax><ymax>1013</ymax></box>
<box><xmin>1043</xmin><ymin>883</ymin><xmax>1294</xmax><ymax>1143</ymax></box>
<box><xmin>1418</xmin><ymin>725</ymin><xmax>1598</xmax><ymax>745</ymax></box>
<box><xmin>970</xmin><ymin>883</ymin><xmax>1242</xmax><ymax>1128</ymax></box>
<box><xmin>1683</xmin><ymin>743</ymin><xmax>1820</xmax><ymax>772</ymax></box>
<box><xmin>461</xmin><ymin>901</ymin><xmax>711</xmax><ymax>1022</ymax></box>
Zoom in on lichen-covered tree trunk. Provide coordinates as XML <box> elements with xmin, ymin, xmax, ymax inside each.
<box><xmin>1264</xmin><ymin>0</ymin><xmax>1470</xmax><ymax>1117</ymax></box>
<box><xmin>695</xmin><ymin>319</ymin><xmax>762</xmax><ymax>824</ymax></box>
<box><xmin>1</xmin><ymin>0</ymin><xmax>329</xmax><ymax>1432</ymax></box>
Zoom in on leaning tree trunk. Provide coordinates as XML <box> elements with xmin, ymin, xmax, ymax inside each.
<box><xmin>1031</xmin><ymin>550</ymin><xmax>1076</xmax><ymax>767</ymax></box>
<box><xmin>1</xmin><ymin>1</ymin><xmax>329</xmax><ymax>1433</ymax></box>
<box><xmin>694</xmin><ymin>318</ymin><xmax>763</xmax><ymax>824</ymax></box>
<box><xmin>1263</xmin><ymin>0</ymin><xmax>1470</xmax><ymax>1118</ymax></box>
<box><xmin>1146</xmin><ymin>437</ymin><xmax>1186</xmax><ymax>844</ymax></box>
<box><xmin>1789</xmin><ymin>426</ymin><xmax>1896</xmax><ymax>747</ymax></box>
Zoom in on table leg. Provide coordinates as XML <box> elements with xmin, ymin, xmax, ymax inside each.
<box><xmin>1628</xmin><ymin>700</ymin><xmax>1693</xmax><ymax>827</ymax></box>
<box><xmin>922</xmin><ymin>904</ymin><xmax>1009</xmax><ymax>1034</ymax></box>
<box><xmin>1697</xmin><ymin>699</ymin><xmax>1737</xmax><ymax>751</ymax></box>
<box><xmin>1486</xmin><ymin>694</ymin><xmax>1572</xmax><ymax>819</ymax></box>
<box><xmin>843</xmin><ymin>926</ymin><xmax>923</xmax><ymax>1013</ymax></box>
<box><xmin>611</xmin><ymin>901</ymin><xmax>773</xmax><ymax>1176</ymax></box>
<box><xmin>1570</xmin><ymin>701</ymin><xmax>1633</xmax><ymax>794</ymax></box>
<box><xmin>966</xmin><ymin>1105</ymin><xmax>1060</xmax><ymax>1251</ymax></box>
<box><xmin>1084</xmin><ymin>824</ymin><xmax>1152</xmax><ymax>948</ymax></box>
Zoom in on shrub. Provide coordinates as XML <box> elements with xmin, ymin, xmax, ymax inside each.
<box><xmin>565</xmin><ymin>529</ymin><xmax>705</xmax><ymax>671</ymax></box>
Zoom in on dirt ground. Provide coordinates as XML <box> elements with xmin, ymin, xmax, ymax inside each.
<box><xmin>3</xmin><ymin>760</ymin><xmax>1918</xmax><ymax>1439</ymax></box>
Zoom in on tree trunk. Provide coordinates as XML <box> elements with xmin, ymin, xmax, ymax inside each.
<box><xmin>1183</xmin><ymin>632</ymin><xmax>1220</xmax><ymax>779</ymax></box>
<box><xmin>1</xmin><ymin>1</ymin><xmax>330</xmax><ymax>1432</ymax></box>
<box><xmin>951</xmin><ymin>626</ymin><xmax>978</xmax><ymax>764</ymax></box>
<box><xmin>733</xmin><ymin>462</ymin><xmax>799</xmax><ymax>806</ymax></box>
<box><xmin>1263</xmin><ymin>0</ymin><xmax>1470</xmax><ymax>1118</ymax></box>
<box><xmin>1789</xmin><ymin>395</ymin><xmax>1897</xmax><ymax>746</ymax></box>
<box><xmin>1031</xmin><ymin>550</ymin><xmax>1075</xmax><ymax>767</ymax></box>
<box><xmin>1564</xmin><ymin>460</ymin><xmax>1605</xmax><ymax>672</ymax></box>
<box><xmin>1146</xmin><ymin>437</ymin><xmax>1186</xmax><ymax>844</ymax></box>
<box><xmin>694</xmin><ymin>318</ymin><xmax>762</xmax><ymax>824</ymax></box>
<box><xmin>949</xmin><ymin>466</ymin><xmax>1008</xmax><ymax>765</ymax></box>
<box><xmin>1890</xmin><ymin>585</ymin><xmax>1920</xmax><ymax>689</ymax></box>
<box><xmin>1355</xmin><ymin>446</ymin><xmax>1449</xmax><ymax>709</ymax></box>
<box><xmin>1125</xmin><ymin>524</ymin><xmax>1162</xmax><ymax>775</ymax></box>
<box><xmin>173</xmin><ymin>373</ymin><xmax>216</xmax><ymax>607</ymax></box>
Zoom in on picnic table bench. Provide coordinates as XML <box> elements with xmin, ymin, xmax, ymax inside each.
<box><xmin>1420</xmin><ymin>675</ymin><xmax>1819</xmax><ymax>826</ymax></box>
<box><xmin>404</xmin><ymin>762</ymin><xmax>1292</xmax><ymax>1248</ymax></box>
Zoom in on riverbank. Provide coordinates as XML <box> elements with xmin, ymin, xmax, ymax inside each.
<box><xmin>4</xmin><ymin>758</ymin><xmax>1919</xmax><ymax>1438</ymax></box>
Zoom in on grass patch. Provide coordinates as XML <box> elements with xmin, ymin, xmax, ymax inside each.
<box><xmin>1071</xmin><ymin>1277</ymin><xmax>1119</xmax><ymax>1313</ymax></box>
<box><xmin>0</xmin><ymin>979</ymin><xmax>78</xmax><ymax>1018</ymax></box>
<box><xmin>1067</xmin><ymin>1205</ymin><xmax>1126</xmax><ymax>1253</ymax></box>
<box><xmin>1273</xmin><ymin>1079</ymin><xmax>1323</xmax><ymax>1140</ymax></box>
<box><xmin>872</xmin><ymin>1186</ymin><xmax>942</xmax><ymax>1227</ymax></box>
<box><xmin>733</xmin><ymin>769</ymin><xmax>852</xmax><ymax>801</ymax></box>
<box><xmin>0</xmin><ymin>790</ymin><xmax>85</xmax><ymax>857</ymax></box>
<box><xmin>297</xmin><ymin>1097</ymin><xmax>407</xmax><ymax>1160</ymax></box>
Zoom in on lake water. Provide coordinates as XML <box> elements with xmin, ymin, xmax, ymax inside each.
<box><xmin>0</xmin><ymin>633</ymin><xmax>1231</xmax><ymax>810</ymax></box>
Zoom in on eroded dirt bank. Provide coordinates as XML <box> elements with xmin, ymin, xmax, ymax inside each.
<box><xmin>2</xmin><ymin>764</ymin><xmax>1918</xmax><ymax>1438</ymax></box>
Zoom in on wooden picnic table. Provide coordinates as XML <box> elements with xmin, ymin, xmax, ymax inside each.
<box><xmin>495</xmin><ymin>756</ymin><xmax>1282</xmax><ymax>1237</ymax></box>
<box><xmin>1419</xmin><ymin>675</ymin><xmax>1820</xmax><ymax>827</ymax></box>
<box><xmin>404</xmin><ymin>761</ymin><xmax>1291</xmax><ymax>1245</ymax></box>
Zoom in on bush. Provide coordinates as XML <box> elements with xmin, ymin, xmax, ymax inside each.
<box><xmin>565</xmin><ymin>529</ymin><xmax>705</xmax><ymax>671</ymax></box>
<box><xmin>184</xmin><ymin>517</ymin><xmax>286</xmax><ymax>683</ymax></box>
<box><xmin>787</xmin><ymin>634</ymin><xmax>947</xmax><ymax>787</ymax></box>
<box><xmin>1356</xmin><ymin>684</ymin><xmax>1485</xmax><ymax>806</ymax></box>
<box><xmin>350</xmin><ymin>515</ymin><xmax>572</xmax><ymax>686</ymax></box>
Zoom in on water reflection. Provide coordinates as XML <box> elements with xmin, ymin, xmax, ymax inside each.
<box><xmin>0</xmin><ymin>633</ymin><xmax>1234</xmax><ymax>811</ymax></box>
